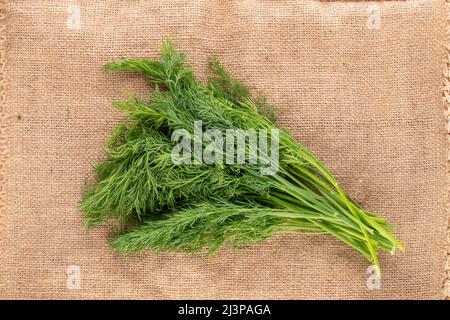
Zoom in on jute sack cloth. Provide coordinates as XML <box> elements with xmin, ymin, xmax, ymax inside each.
<box><xmin>0</xmin><ymin>0</ymin><xmax>447</xmax><ymax>299</ymax></box>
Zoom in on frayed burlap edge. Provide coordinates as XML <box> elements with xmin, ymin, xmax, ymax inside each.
<box><xmin>443</xmin><ymin>0</ymin><xmax>450</xmax><ymax>300</ymax></box>
<box><xmin>0</xmin><ymin>0</ymin><xmax>7</xmax><ymax>298</ymax></box>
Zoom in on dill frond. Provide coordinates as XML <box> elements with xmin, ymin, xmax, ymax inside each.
<box><xmin>80</xmin><ymin>39</ymin><xmax>403</xmax><ymax>273</ymax></box>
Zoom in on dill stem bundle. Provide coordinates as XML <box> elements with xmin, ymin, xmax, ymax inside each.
<box><xmin>80</xmin><ymin>39</ymin><xmax>403</xmax><ymax>272</ymax></box>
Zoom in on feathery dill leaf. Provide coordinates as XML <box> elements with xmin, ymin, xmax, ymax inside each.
<box><xmin>80</xmin><ymin>38</ymin><xmax>403</xmax><ymax>274</ymax></box>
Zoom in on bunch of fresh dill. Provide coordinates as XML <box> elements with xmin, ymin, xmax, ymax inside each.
<box><xmin>80</xmin><ymin>39</ymin><xmax>403</xmax><ymax>272</ymax></box>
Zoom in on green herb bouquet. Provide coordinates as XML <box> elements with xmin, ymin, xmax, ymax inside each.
<box><xmin>80</xmin><ymin>39</ymin><xmax>404</xmax><ymax>273</ymax></box>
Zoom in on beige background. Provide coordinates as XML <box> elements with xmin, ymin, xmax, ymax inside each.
<box><xmin>0</xmin><ymin>0</ymin><xmax>448</xmax><ymax>299</ymax></box>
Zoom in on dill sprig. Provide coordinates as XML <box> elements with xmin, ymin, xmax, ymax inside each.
<box><xmin>80</xmin><ymin>39</ymin><xmax>403</xmax><ymax>273</ymax></box>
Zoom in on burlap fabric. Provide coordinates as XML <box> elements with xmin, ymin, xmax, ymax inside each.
<box><xmin>442</xmin><ymin>0</ymin><xmax>450</xmax><ymax>299</ymax></box>
<box><xmin>0</xmin><ymin>0</ymin><xmax>448</xmax><ymax>299</ymax></box>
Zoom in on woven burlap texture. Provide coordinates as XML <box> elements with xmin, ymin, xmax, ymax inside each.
<box><xmin>443</xmin><ymin>0</ymin><xmax>450</xmax><ymax>300</ymax></box>
<box><xmin>0</xmin><ymin>0</ymin><xmax>448</xmax><ymax>299</ymax></box>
